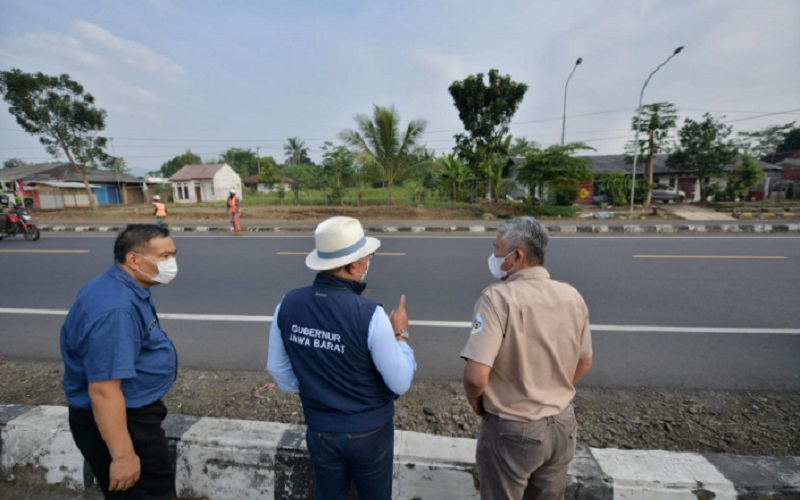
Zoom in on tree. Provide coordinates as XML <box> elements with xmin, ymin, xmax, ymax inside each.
<box><xmin>284</xmin><ymin>137</ymin><xmax>311</xmax><ymax>166</ymax></box>
<box><xmin>157</xmin><ymin>150</ymin><xmax>202</xmax><ymax>178</ymax></box>
<box><xmin>320</xmin><ymin>142</ymin><xmax>354</xmax><ymax>206</ymax></box>
<box><xmin>437</xmin><ymin>153</ymin><xmax>469</xmax><ymax>202</ymax></box>
<box><xmin>102</xmin><ymin>155</ymin><xmax>129</xmax><ymax>173</ymax></box>
<box><xmin>738</xmin><ymin>122</ymin><xmax>796</xmax><ymax>157</ymax></box>
<box><xmin>281</xmin><ymin>164</ymin><xmax>316</xmax><ymax>205</ymax></box>
<box><xmin>728</xmin><ymin>154</ymin><xmax>767</xmax><ymax>198</ymax></box>
<box><xmin>778</xmin><ymin>127</ymin><xmax>800</xmax><ymax>153</ymax></box>
<box><xmin>2</xmin><ymin>158</ymin><xmax>29</xmax><ymax>169</ymax></box>
<box><xmin>258</xmin><ymin>156</ymin><xmax>279</xmax><ymax>190</ymax></box>
<box><xmin>0</xmin><ymin>69</ymin><xmax>108</xmax><ymax>209</ymax></box>
<box><xmin>629</xmin><ymin>102</ymin><xmax>678</xmax><ymax>207</ymax></box>
<box><xmin>508</xmin><ymin>137</ymin><xmax>538</xmax><ymax>157</ymax></box>
<box><xmin>448</xmin><ymin>69</ymin><xmax>528</xmax><ymax>200</ymax></box>
<box><xmin>514</xmin><ymin>143</ymin><xmax>594</xmax><ymax>208</ymax></box>
<box><xmin>220</xmin><ymin>148</ymin><xmax>260</xmax><ymax>178</ymax></box>
<box><xmin>667</xmin><ymin>114</ymin><xmax>738</xmax><ymax>206</ymax></box>
<box><xmin>340</xmin><ymin>105</ymin><xmax>429</xmax><ymax>204</ymax></box>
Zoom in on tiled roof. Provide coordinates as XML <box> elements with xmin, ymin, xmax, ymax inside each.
<box><xmin>169</xmin><ymin>164</ymin><xmax>225</xmax><ymax>181</ymax></box>
<box><xmin>0</xmin><ymin>162</ymin><xmax>142</xmax><ymax>183</ymax></box>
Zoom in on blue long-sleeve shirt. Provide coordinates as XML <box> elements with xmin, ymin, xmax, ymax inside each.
<box><xmin>267</xmin><ymin>302</ymin><xmax>416</xmax><ymax>395</ymax></box>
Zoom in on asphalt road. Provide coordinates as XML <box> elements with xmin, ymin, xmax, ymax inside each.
<box><xmin>1</xmin><ymin>233</ymin><xmax>799</xmax><ymax>390</ymax></box>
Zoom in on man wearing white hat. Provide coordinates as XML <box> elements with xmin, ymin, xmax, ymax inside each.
<box><xmin>267</xmin><ymin>216</ymin><xmax>416</xmax><ymax>500</ymax></box>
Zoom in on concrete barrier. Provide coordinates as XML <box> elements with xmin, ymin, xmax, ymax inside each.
<box><xmin>2</xmin><ymin>404</ymin><xmax>799</xmax><ymax>499</ymax></box>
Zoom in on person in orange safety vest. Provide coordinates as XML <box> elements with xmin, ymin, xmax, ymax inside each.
<box><xmin>227</xmin><ymin>189</ymin><xmax>241</xmax><ymax>232</ymax></box>
<box><xmin>151</xmin><ymin>195</ymin><xmax>167</xmax><ymax>227</ymax></box>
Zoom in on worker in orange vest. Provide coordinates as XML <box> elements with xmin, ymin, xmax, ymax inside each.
<box><xmin>151</xmin><ymin>195</ymin><xmax>167</xmax><ymax>227</ymax></box>
<box><xmin>227</xmin><ymin>189</ymin><xmax>241</xmax><ymax>232</ymax></box>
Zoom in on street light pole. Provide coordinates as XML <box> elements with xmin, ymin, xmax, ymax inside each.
<box><xmin>630</xmin><ymin>46</ymin><xmax>684</xmax><ymax>213</ymax></box>
<box><xmin>561</xmin><ymin>57</ymin><xmax>583</xmax><ymax>146</ymax></box>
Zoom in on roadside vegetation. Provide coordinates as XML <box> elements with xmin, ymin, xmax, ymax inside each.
<box><xmin>2</xmin><ymin>68</ymin><xmax>799</xmax><ymax>215</ymax></box>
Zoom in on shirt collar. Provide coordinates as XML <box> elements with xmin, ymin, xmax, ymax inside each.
<box><xmin>505</xmin><ymin>265</ymin><xmax>550</xmax><ymax>282</ymax></box>
<box><xmin>313</xmin><ymin>272</ymin><xmax>367</xmax><ymax>295</ymax></box>
<box><xmin>107</xmin><ymin>264</ymin><xmax>151</xmax><ymax>301</ymax></box>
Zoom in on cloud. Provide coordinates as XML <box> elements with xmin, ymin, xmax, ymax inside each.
<box><xmin>70</xmin><ymin>20</ymin><xmax>183</xmax><ymax>76</ymax></box>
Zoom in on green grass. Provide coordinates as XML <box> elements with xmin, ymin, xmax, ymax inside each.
<box><xmin>243</xmin><ymin>186</ymin><xmax>452</xmax><ymax>206</ymax></box>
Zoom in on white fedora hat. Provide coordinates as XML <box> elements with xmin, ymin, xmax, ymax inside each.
<box><xmin>306</xmin><ymin>216</ymin><xmax>380</xmax><ymax>271</ymax></box>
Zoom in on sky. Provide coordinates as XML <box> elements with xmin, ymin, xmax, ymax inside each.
<box><xmin>1</xmin><ymin>0</ymin><xmax>799</xmax><ymax>178</ymax></box>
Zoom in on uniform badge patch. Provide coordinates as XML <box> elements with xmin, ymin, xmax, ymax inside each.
<box><xmin>471</xmin><ymin>314</ymin><xmax>484</xmax><ymax>335</ymax></box>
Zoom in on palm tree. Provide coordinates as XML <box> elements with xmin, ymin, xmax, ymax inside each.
<box><xmin>340</xmin><ymin>105</ymin><xmax>428</xmax><ymax>204</ymax></box>
<box><xmin>284</xmin><ymin>137</ymin><xmax>310</xmax><ymax>165</ymax></box>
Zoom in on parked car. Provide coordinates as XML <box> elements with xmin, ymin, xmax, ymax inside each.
<box><xmin>651</xmin><ymin>185</ymin><xmax>686</xmax><ymax>203</ymax></box>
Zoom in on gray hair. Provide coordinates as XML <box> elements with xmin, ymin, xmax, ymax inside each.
<box><xmin>497</xmin><ymin>216</ymin><xmax>549</xmax><ymax>264</ymax></box>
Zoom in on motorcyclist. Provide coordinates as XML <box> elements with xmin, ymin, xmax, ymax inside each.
<box><xmin>0</xmin><ymin>198</ymin><xmax>9</xmax><ymax>235</ymax></box>
<box><xmin>0</xmin><ymin>207</ymin><xmax>7</xmax><ymax>235</ymax></box>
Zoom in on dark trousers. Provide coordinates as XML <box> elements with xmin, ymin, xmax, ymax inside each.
<box><xmin>306</xmin><ymin>420</ymin><xmax>394</xmax><ymax>500</ymax></box>
<box><xmin>68</xmin><ymin>400</ymin><xmax>175</xmax><ymax>500</ymax></box>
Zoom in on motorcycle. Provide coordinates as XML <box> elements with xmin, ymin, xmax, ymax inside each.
<box><xmin>0</xmin><ymin>205</ymin><xmax>41</xmax><ymax>242</ymax></box>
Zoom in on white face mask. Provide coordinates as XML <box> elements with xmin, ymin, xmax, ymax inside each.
<box><xmin>488</xmin><ymin>252</ymin><xmax>514</xmax><ymax>280</ymax></box>
<box><xmin>137</xmin><ymin>254</ymin><xmax>179</xmax><ymax>285</ymax></box>
<box><xmin>355</xmin><ymin>258</ymin><xmax>371</xmax><ymax>280</ymax></box>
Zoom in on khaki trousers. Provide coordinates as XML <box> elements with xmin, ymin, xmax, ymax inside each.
<box><xmin>476</xmin><ymin>405</ymin><xmax>577</xmax><ymax>500</ymax></box>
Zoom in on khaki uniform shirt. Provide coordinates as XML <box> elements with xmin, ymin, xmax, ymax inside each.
<box><xmin>460</xmin><ymin>266</ymin><xmax>592</xmax><ymax>421</ymax></box>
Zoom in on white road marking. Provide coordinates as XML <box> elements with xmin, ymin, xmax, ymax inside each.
<box><xmin>2</xmin><ymin>308</ymin><xmax>799</xmax><ymax>335</ymax></box>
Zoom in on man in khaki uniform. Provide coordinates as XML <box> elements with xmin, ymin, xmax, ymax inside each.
<box><xmin>461</xmin><ymin>216</ymin><xmax>592</xmax><ymax>500</ymax></box>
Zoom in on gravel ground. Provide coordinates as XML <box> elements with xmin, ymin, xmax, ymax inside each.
<box><xmin>1</xmin><ymin>358</ymin><xmax>798</xmax><ymax>457</ymax></box>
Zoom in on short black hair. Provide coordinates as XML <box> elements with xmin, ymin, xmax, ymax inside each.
<box><xmin>114</xmin><ymin>224</ymin><xmax>170</xmax><ymax>264</ymax></box>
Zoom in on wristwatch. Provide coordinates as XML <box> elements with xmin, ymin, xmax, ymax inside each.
<box><xmin>396</xmin><ymin>329</ymin><xmax>410</xmax><ymax>340</ymax></box>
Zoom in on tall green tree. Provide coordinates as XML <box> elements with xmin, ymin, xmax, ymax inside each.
<box><xmin>320</xmin><ymin>142</ymin><xmax>354</xmax><ymax>205</ymax></box>
<box><xmin>515</xmin><ymin>143</ymin><xmax>594</xmax><ymax>207</ymax></box>
<box><xmin>284</xmin><ymin>137</ymin><xmax>311</xmax><ymax>166</ymax></box>
<box><xmin>667</xmin><ymin>114</ymin><xmax>738</xmax><ymax>206</ymax></box>
<box><xmin>738</xmin><ymin>122</ymin><xmax>796</xmax><ymax>157</ymax></box>
<box><xmin>448</xmin><ymin>69</ymin><xmax>528</xmax><ymax>200</ymax></box>
<box><xmin>629</xmin><ymin>102</ymin><xmax>678</xmax><ymax>207</ymax></box>
<box><xmin>158</xmin><ymin>150</ymin><xmax>202</xmax><ymax>178</ymax></box>
<box><xmin>340</xmin><ymin>105</ymin><xmax>429</xmax><ymax>204</ymax></box>
<box><xmin>0</xmin><ymin>69</ymin><xmax>108</xmax><ymax>209</ymax></box>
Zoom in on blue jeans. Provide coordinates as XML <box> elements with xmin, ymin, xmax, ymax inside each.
<box><xmin>306</xmin><ymin>420</ymin><xmax>394</xmax><ymax>500</ymax></box>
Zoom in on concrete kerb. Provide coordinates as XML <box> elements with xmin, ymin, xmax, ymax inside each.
<box><xmin>2</xmin><ymin>404</ymin><xmax>799</xmax><ymax>499</ymax></box>
<box><xmin>33</xmin><ymin>223</ymin><xmax>800</xmax><ymax>235</ymax></box>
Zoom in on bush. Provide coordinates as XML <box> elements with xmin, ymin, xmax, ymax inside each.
<box><xmin>554</xmin><ymin>185</ymin><xmax>579</xmax><ymax>206</ymax></box>
<box><xmin>525</xmin><ymin>205</ymin><xmax>580</xmax><ymax>217</ymax></box>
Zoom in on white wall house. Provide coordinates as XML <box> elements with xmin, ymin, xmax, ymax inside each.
<box><xmin>243</xmin><ymin>174</ymin><xmax>294</xmax><ymax>193</ymax></box>
<box><xmin>169</xmin><ymin>164</ymin><xmax>242</xmax><ymax>203</ymax></box>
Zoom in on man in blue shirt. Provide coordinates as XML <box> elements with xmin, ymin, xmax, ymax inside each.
<box><xmin>61</xmin><ymin>224</ymin><xmax>179</xmax><ymax>499</ymax></box>
<box><xmin>267</xmin><ymin>216</ymin><xmax>416</xmax><ymax>500</ymax></box>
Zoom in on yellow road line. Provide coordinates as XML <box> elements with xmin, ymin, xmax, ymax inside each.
<box><xmin>277</xmin><ymin>251</ymin><xmax>406</xmax><ymax>256</ymax></box>
<box><xmin>634</xmin><ymin>255</ymin><xmax>786</xmax><ymax>259</ymax></box>
<box><xmin>0</xmin><ymin>249</ymin><xmax>90</xmax><ymax>254</ymax></box>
